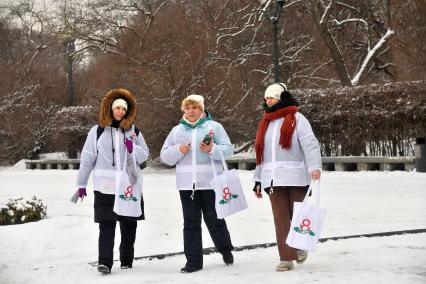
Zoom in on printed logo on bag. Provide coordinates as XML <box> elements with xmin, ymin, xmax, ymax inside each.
<box><xmin>119</xmin><ymin>186</ymin><xmax>138</xmax><ymax>202</ymax></box>
<box><xmin>293</xmin><ymin>219</ymin><xmax>315</xmax><ymax>236</ymax></box>
<box><xmin>219</xmin><ymin>187</ymin><xmax>239</xmax><ymax>205</ymax></box>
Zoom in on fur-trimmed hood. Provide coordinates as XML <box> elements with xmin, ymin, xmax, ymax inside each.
<box><xmin>99</xmin><ymin>88</ymin><xmax>137</xmax><ymax>131</ymax></box>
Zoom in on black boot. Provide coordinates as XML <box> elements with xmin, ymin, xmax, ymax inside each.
<box><xmin>180</xmin><ymin>265</ymin><xmax>203</xmax><ymax>273</ymax></box>
<box><xmin>97</xmin><ymin>264</ymin><xmax>111</xmax><ymax>274</ymax></box>
<box><xmin>222</xmin><ymin>252</ymin><xmax>234</xmax><ymax>265</ymax></box>
<box><xmin>120</xmin><ymin>262</ymin><xmax>133</xmax><ymax>269</ymax></box>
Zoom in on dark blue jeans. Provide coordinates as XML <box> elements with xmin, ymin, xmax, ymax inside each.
<box><xmin>179</xmin><ymin>190</ymin><xmax>234</xmax><ymax>268</ymax></box>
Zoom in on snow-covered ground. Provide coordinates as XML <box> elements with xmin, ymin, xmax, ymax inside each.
<box><xmin>0</xmin><ymin>164</ymin><xmax>425</xmax><ymax>284</ymax></box>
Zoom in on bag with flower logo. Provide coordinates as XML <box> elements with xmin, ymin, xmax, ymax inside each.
<box><xmin>113</xmin><ymin>152</ymin><xmax>142</xmax><ymax>218</ymax></box>
<box><xmin>210</xmin><ymin>150</ymin><xmax>248</xmax><ymax>219</ymax></box>
<box><xmin>286</xmin><ymin>181</ymin><xmax>326</xmax><ymax>252</ymax></box>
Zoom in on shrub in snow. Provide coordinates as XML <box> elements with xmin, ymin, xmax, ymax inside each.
<box><xmin>0</xmin><ymin>85</ymin><xmax>61</xmax><ymax>164</ymax></box>
<box><xmin>51</xmin><ymin>106</ymin><xmax>97</xmax><ymax>158</ymax></box>
<box><xmin>294</xmin><ymin>81</ymin><xmax>426</xmax><ymax>156</ymax></box>
<box><xmin>0</xmin><ymin>197</ymin><xmax>47</xmax><ymax>225</ymax></box>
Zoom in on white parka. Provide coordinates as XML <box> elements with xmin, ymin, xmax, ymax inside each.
<box><xmin>76</xmin><ymin>88</ymin><xmax>149</xmax><ymax>196</ymax></box>
<box><xmin>160</xmin><ymin>118</ymin><xmax>234</xmax><ymax>191</ymax></box>
<box><xmin>253</xmin><ymin>112</ymin><xmax>321</xmax><ymax>190</ymax></box>
<box><xmin>76</xmin><ymin>125</ymin><xmax>149</xmax><ymax>194</ymax></box>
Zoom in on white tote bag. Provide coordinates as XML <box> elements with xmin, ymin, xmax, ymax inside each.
<box><xmin>286</xmin><ymin>181</ymin><xmax>326</xmax><ymax>252</ymax></box>
<box><xmin>210</xmin><ymin>150</ymin><xmax>248</xmax><ymax>219</ymax></box>
<box><xmin>113</xmin><ymin>153</ymin><xmax>142</xmax><ymax>217</ymax></box>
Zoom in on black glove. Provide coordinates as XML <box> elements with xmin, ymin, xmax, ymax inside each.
<box><xmin>252</xmin><ymin>181</ymin><xmax>261</xmax><ymax>193</ymax></box>
<box><xmin>264</xmin><ymin>187</ymin><xmax>271</xmax><ymax>195</ymax></box>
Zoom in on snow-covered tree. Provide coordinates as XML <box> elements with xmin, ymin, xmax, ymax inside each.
<box><xmin>305</xmin><ymin>0</ymin><xmax>394</xmax><ymax>86</ymax></box>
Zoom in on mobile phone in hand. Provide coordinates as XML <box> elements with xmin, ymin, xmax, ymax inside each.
<box><xmin>202</xmin><ymin>134</ymin><xmax>211</xmax><ymax>145</ymax></box>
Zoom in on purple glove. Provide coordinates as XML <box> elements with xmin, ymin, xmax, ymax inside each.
<box><xmin>124</xmin><ymin>138</ymin><xmax>133</xmax><ymax>153</ymax></box>
<box><xmin>78</xmin><ymin>188</ymin><xmax>87</xmax><ymax>198</ymax></box>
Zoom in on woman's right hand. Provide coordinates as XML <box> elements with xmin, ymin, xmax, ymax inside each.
<box><xmin>179</xmin><ymin>143</ymin><xmax>191</xmax><ymax>155</ymax></box>
<box><xmin>253</xmin><ymin>182</ymin><xmax>262</xmax><ymax>199</ymax></box>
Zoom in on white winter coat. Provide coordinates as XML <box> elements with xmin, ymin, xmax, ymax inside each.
<box><xmin>253</xmin><ymin>112</ymin><xmax>321</xmax><ymax>190</ymax></box>
<box><xmin>160</xmin><ymin>120</ymin><xmax>234</xmax><ymax>190</ymax></box>
<box><xmin>77</xmin><ymin>125</ymin><xmax>149</xmax><ymax>194</ymax></box>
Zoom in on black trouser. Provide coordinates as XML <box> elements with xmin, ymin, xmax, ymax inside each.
<box><xmin>179</xmin><ymin>190</ymin><xmax>234</xmax><ymax>268</ymax></box>
<box><xmin>98</xmin><ymin>220</ymin><xmax>137</xmax><ymax>269</ymax></box>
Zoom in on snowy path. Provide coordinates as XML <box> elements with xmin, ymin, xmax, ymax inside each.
<box><xmin>0</xmin><ymin>167</ymin><xmax>425</xmax><ymax>283</ymax></box>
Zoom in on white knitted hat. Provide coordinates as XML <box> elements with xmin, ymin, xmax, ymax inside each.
<box><xmin>182</xmin><ymin>94</ymin><xmax>205</xmax><ymax>111</ymax></box>
<box><xmin>264</xmin><ymin>83</ymin><xmax>287</xmax><ymax>100</ymax></box>
<box><xmin>111</xmin><ymin>98</ymin><xmax>128</xmax><ymax>110</ymax></box>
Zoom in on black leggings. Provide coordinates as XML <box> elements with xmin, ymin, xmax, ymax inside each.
<box><xmin>98</xmin><ymin>220</ymin><xmax>137</xmax><ymax>269</ymax></box>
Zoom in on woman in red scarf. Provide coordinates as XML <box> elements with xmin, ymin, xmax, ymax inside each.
<box><xmin>253</xmin><ymin>83</ymin><xmax>321</xmax><ymax>272</ymax></box>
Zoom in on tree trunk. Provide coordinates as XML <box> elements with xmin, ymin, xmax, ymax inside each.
<box><xmin>308</xmin><ymin>0</ymin><xmax>352</xmax><ymax>86</ymax></box>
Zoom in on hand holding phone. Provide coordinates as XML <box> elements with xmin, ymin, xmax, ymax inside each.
<box><xmin>202</xmin><ymin>134</ymin><xmax>211</xmax><ymax>145</ymax></box>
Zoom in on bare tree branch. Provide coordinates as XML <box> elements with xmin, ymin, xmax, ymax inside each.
<box><xmin>351</xmin><ymin>29</ymin><xmax>394</xmax><ymax>85</ymax></box>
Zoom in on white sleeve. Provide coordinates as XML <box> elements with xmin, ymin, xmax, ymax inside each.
<box><xmin>76</xmin><ymin>126</ymin><xmax>98</xmax><ymax>188</ymax></box>
<box><xmin>208</xmin><ymin>123</ymin><xmax>234</xmax><ymax>160</ymax></box>
<box><xmin>297</xmin><ymin>114</ymin><xmax>322</xmax><ymax>172</ymax></box>
<box><xmin>160</xmin><ymin>127</ymin><xmax>184</xmax><ymax>166</ymax></box>
<box><xmin>253</xmin><ymin>165</ymin><xmax>262</xmax><ymax>182</ymax></box>
<box><xmin>134</xmin><ymin>130</ymin><xmax>149</xmax><ymax>164</ymax></box>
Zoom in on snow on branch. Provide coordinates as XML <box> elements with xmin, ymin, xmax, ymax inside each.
<box><xmin>289</xmin><ymin>39</ymin><xmax>314</xmax><ymax>60</ymax></box>
<box><xmin>351</xmin><ymin>29</ymin><xmax>394</xmax><ymax>86</ymax></box>
<box><xmin>334</xmin><ymin>17</ymin><xmax>371</xmax><ymax>49</ymax></box>
<box><xmin>231</xmin><ymin>86</ymin><xmax>254</xmax><ymax>110</ymax></box>
<box><xmin>282</xmin><ymin>0</ymin><xmax>302</xmax><ymax>9</ymax></box>
<box><xmin>336</xmin><ymin>2</ymin><xmax>359</xmax><ymax>13</ymax></box>
<box><xmin>216</xmin><ymin>14</ymin><xmax>255</xmax><ymax>45</ymax></box>
<box><xmin>320</xmin><ymin>0</ymin><xmax>336</xmax><ymax>25</ymax></box>
<box><xmin>234</xmin><ymin>141</ymin><xmax>253</xmax><ymax>154</ymax></box>
<box><xmin>334</xmin><ymin>18</ymin><xmax>368</xmax><ymax>29</ymax></box>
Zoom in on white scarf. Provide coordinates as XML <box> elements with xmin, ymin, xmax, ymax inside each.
<box><xmin>182</xmin><ymin>112</ymin><xmax>205</xmax><ymax>127</ymax></box>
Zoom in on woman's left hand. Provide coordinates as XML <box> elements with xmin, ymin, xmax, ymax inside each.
<box><xmin>200</xmin><ymin>141</ymin><xmax>213</xmax><ymax>153</ymax></box>
<box><xmin>311</xmin><ymin>170</ymin><xmax>321</xmax><ymax>180</ymax></box>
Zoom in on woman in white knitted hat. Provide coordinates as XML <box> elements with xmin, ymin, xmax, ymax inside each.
<box><xmin>253</xmin><ymin>83</ymin><xmax>321</xmax><ymax>272</ymax></box>
<box><xmin>160</xmin><ymin>94</ymin><xmax>235</xmax><ymax>273</ymax></box>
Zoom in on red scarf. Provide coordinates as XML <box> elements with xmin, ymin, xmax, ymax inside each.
<box><xmin>255</xmin><ymin>106</ymin><xmax>298</xmax><ymax>165</ymax></box>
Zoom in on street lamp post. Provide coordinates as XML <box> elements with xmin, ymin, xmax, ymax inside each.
<box><xmin>64</xmin><ymin>38</ymin><xmax>75</xmax><ymax>106</ymax></box>
<box><xmin>260</xmin><ymin>0</ymin><xmax>286</xmax><ymax>83</ymax></box>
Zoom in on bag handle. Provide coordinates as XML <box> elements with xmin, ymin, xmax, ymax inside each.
<box><xmin>219</xmin><ymin>149</ymin><xmax>228</xmax><ymax>171</ymax></box>
<box><xmin>210</xmin><ymin>147</ymin><xmax>227</xmax><ymax>172</ymax></box>
<box><xmin>314</xmin><ymin>180</ymin><xmax>320</xmax><ymax>208</ymax></box>
<box><xmin>301</xmin><ymin>180</ymin><xmax>320</xmax><ymax>206</ymax></box>
<box><xmin>210</xmin><ymin>155</ymin><xmax>218</xmax><ymax>178</ymax></box>
<box><xmin>206</xmin><ymin>122</ymin><xmax>228</xmax><ymax>171</ymax></box>
<box><xmin>294</xmin><ymin>180</ymin><xmax>321</xmax><ymax>225</ymax></box>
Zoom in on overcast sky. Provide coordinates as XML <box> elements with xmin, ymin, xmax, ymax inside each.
<box><xmin>0</xmin><ymin>0</ymin><xmax>55</xmax><ymax>9</ymax></box>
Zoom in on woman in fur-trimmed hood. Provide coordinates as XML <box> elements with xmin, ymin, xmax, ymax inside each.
<box><xmin>99</xmin><ymin>88</ymin><xmax>137</xmax><ymax>131</ymax></box>
<box><xmin>75</xmin><ymin>88</ymin><xmax>149</xmax><ymax>274</ymax></box>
